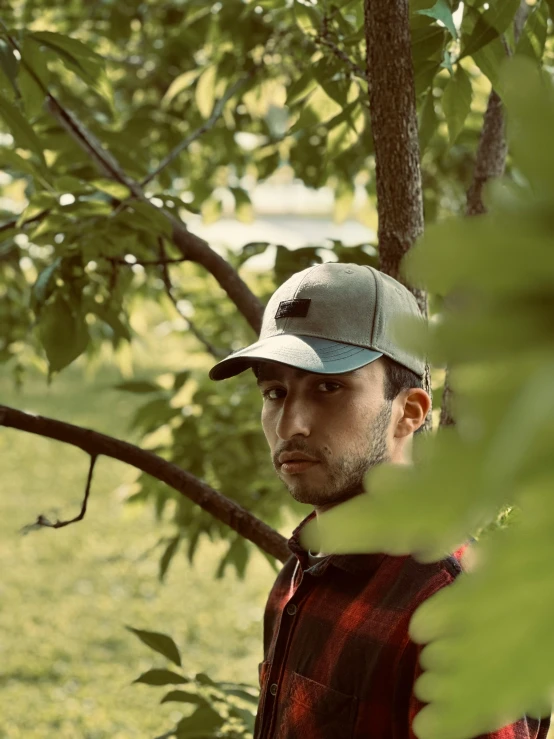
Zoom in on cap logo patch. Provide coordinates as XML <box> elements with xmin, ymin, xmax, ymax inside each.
<box><xmin>275</xmin><ymin>299</ymin><xmax>311</xmax><ymax>319</ymax></box>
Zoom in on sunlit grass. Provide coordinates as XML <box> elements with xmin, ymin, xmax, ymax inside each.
<box><xmin>0</xmin><ymin>349</ymin><xmax>276</xmax><ymax>738</ymax></box>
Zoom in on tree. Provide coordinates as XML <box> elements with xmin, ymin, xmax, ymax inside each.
<box><xmin>1</xmin><ymin>0</ymin><xmax>553</xmax><ymax>737</ymax></box>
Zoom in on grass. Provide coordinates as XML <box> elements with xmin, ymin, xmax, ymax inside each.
<box><xmin>0</xmin><ymin>350</ymin><xmax>278</xmax><ymax>738</ymax></box>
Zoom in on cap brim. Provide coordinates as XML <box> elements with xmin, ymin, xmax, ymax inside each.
<box><xmin>209</xmin><ymin>334</ymin><xmax>383</xmax><ymax>381</ymax></box>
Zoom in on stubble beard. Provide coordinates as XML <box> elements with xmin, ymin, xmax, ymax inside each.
<box><xmin>276</xmin><ymin>401</ymin><xmax>393</xmax><ymax>507</ymax></box>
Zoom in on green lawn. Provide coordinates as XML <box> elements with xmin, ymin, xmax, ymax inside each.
<box><xmin>0</xmin><ymin>354</ymin><xmax>278</xmax><ymax>738</ymax></box>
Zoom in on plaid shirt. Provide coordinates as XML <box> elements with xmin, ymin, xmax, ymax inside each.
<box><xmin>254</xmin><ymin>512</ymin><xmax>550</xmax><ymax>739</ymax></box>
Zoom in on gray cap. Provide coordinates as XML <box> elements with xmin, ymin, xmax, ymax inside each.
<box><xmin>209</xmin><ymin>263</ymin><xmax>426</xmax><ymax>381</ymax></box>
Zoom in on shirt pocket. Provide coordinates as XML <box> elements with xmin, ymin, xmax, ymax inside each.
<box><xmin>277</xmin><ymin>671</ymin><xmax>357</xmax><ymax>739</ymax></box>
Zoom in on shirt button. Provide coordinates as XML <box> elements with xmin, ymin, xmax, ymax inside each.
<box><xmin>286</xmin><ymin>603</ymin><xmax>297</xmax><ymax>616</ymax></box>
<box><xmin>270</xmin><ymin>683</ymin><xmax>278</xmax><ymax>696</ymax></box>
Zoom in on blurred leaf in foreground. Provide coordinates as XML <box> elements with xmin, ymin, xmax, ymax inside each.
<box><xmin>302</xmin><ymin>56</ymin><xmax>554</xmax><ymax>738</ymax></box>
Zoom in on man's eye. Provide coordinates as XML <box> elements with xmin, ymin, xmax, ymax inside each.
<box><xmin>318</xmin><ymin>382</ymin><xmax>341</xmax><ymax>393</ymax></box>
<box><xmin>261</xmin><ymin>387</ymin><xmax>285</xmax><ymax>400</ymax></box>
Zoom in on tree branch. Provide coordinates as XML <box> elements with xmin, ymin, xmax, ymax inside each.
<box><xmin>316</xmin><ymin>35</ymin><xmax>369</xmax><ymax>84</ymax></box>
<box><xmin>0</xmin><ymin>405</ymin><xmax>290</xmax><ymax>563</ymax></box>
<box><xmin>0</xmin><ymin>209</ymin><xmax>50</xmax><ymax>235</ymax></box>
<box><xmin>3</xmin><ymin>28</ymin><xmax>264</xmax><ymax>334</ymax></box>
<box><xmin>156</xmin><ymin>238</ymin><xmax>228</xmax><ymax>360</ymax></box>
<box><xmin>465</xmin><ymin>90</ymin><xmax>507</xmax><ymax>217</ymax></box>
<box><xmin>23</xmin><ymin>454</ymin><xmax>98</xmax><ymax>531</ymax></box>
<box><xmin>141</xmin><ymin>74</ymin><xmax>254</xmax><ymax>188</ymax></box>
<box><xmin>107</xmin><ymin>256</ymin><xmax>189</xmax><ymax>267</ymax></box>
<box><xmin>45</xmin><ymin>95</ymin><xmax>264</xmax><ymax>333</ymax></box>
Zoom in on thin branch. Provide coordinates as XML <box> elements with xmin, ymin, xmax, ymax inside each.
<box><xmin>439</xmin><ymin>366</ymin><xmax>456</xmax><ymax>428</ymax></box>
<box><xmin>316</xmin><ymin>36</ymin><xmax>369</xmax><ymax>84</ymax></box>
<box><xmin>0</xmin><ymin>405</ymin><xmax>290</xmax><ymax>563</ymax></box>
<box><xmin>157</xmin><ymin>238</ymin><xmax>228</xmax><ymax>360</ymax></box>
<box><xmin>0</xmin><ymin>209</ymin><xmax>50</xmax><ymax>234</ymax></box>
<box><xmin>22</xmin><ymin>454</ymin><xmax>98</xmax><ymax>531</ymax></box>
<box><xmin>107</xmin><ymin>256</ymin><xmax>189</xmax><ymax>267</ymax></box>
<box><xmin>141</xmin><ymin>75</ymin><xmax>253</xmax><ymax>188</ymax></box>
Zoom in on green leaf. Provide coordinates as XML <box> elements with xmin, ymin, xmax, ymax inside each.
<box><xmin>0</xmin><ymin>148</ymin><xmax>41</xmax><ymax>178</ymax></box>
<box><xmin>0</xmin><ymin>39</ymin><xmax>19</xmax><ymax>95</ymax></box>
<box><xmin>471</xmin><ymin>36</ymin><xmax>504</xmax><ymax>90</ymax></box>
<box><xmin>126</xmin><ymin>627</ymin><xmax>182</xmax><ymax>667</ymax></box>
<box><xmin>460</xmin><ymin>0</ymin><xmax>521</xmax><ymax>59</ymax></box>
<box><xmin>441</xmin><ymin>65</ymin><xmax>472</xmax><ymax>144</ymax></box>
<box><xmin>89</xmin><ymin>304</ymin><xmax>131</xmax><ymax>346</ymax></box>
<box><xmin>18</xmin><ymin>38</ymin><xmax>48</xmax><ymax>119</ymax></box>
<box><xmin>419</xmin><ymin>89</ymin><xmax>438</xmax><ymax>154</ymax></box>
<box><xmin>236</xmin><ymin>241</ymin><xmax>272</xmax><ymax>268</ymax></box>
<box><xmin>32</xmin><ymin>257</ymin><xmax>61</xmax><ymax>310</ymax></box>
<box><xmin>29</xmin><ymin>31</ymin><xmax>113</xmax><ymax>110</ymax></box>
<box><xmin>162</xmin><ymin>70</ymin><xmax>200</xmax><ymax>108</ymax></box>
<box><xmin>37</xmin><ymin>296</ymin><xmax>89</xmax><ymax>374</ymax></box>
<box><xmin>195</xmin><ymin>672</ymin><xmax>216</xmax><ymax>686</ymax></box>
<box><xmin>411</xmin><ymin>469</ymin><xmax>554</xmax><ymax>738</ymax></box>
<box><xmin>286</xmin><ymin>70</ymin><xmax>318</xmax><ymax>107</ymax></box>
<box><xmin>173</xmin><ymin>370</ymin><xmax>191</xmax><ymax>392</ymax></box>
<box><xmin>130</xmin><ymin>397</ymin><xmax>179</xmax><ymax>433</ymax></box>
<box><xmin>129</xmin><ymin>200</ymin><xmax>172</xmax><ymax>238</ymax></box>
<box><xmin>133</xmin><ymin>668</ymin><xmax>188</xmax><ymax>686</ymax></box>
<box><xmin>161</xmin><ymin>690</ymin><xmax>208</xmax><ymax>706</ymax></box>
<box><xmin>0</xmin><ymin>92</ymin><xmax>46</xmax><ymax>167</ymax></box>
<box><xmin>293</xmin><ymin>0</ymin><xmax>321</xmax><ymax>34</ymax></box>
<box><xmin>90</xmin><ymin>179</ymin><xmax>131</xmax><ymax>200</ymax></box>
<box><xmin>159</xmin><ymin>535</ymin><xmax>180</xmax><ymax>582</ymax></box>
<box><xmin>176</xmin><ymin>704</ymin><xmax>224</xmax><ymax>738</ymax></box>
<box><xmin>114</xmin><ymin>380</ymin><xmax>162</xmax><ymax>393</ymax></box>
<box><xmin>515</xmin><ymin>0</ymin><xmax>548</xmax><ymax>63</ymax></box>
<box><xmin>216</xmin><ymin>536</ymin><xmax>249</xmax><ymax>579</ymax></box>
<box><xmin>195</xmin><ymin>65</ymin><xmax>217</xmax><ymax>119</ymax></box>
<box><xmin>416</xmin><ymin>0</ymin><xmax>458</xmax><ymax>39</ymax></box>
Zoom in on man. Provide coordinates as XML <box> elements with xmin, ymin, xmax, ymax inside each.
<box><xmin>209</xmin><ymin>263</ymin><xmax>550</xmax><ymax>739</ymax></box>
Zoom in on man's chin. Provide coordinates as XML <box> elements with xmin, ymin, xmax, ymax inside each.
<box><xmin>283</xmin><ymin>480</ymin><xmax>364</xmax><ymax>508</ymax></box>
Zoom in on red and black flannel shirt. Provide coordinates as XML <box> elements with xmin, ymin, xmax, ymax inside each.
<box><xmin>254</xmin><ymin>511</ymin><xmax>551</xmax><ymax>739</ymax></box>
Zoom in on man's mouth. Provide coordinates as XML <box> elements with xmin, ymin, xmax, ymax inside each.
<box><xmin>278</xmin><ymin>453</ymin><xmax>320</xmax><ymax>475</ymax></box>
<box><xmin>280</xmin><ymin>460</ymin><xmax>319</xmax><ymax>474</ymax></box>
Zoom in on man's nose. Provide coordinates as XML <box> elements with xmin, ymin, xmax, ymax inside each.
<box><xmin>275</xmin><ymin>395</ymin><xmax>312</xmax><ymax>440</ymax></box>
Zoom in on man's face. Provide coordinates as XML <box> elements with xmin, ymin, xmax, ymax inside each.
<box><xmin>257</xmin><ymin>359</ymin><xmax>393</xmax><ymax>509</ymax></box>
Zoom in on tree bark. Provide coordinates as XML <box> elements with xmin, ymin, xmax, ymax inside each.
<box><xmin>364</xmin><ymin>0</ymin><xmax>432</xmax><ymax>427</ymax></box>
<box><xmin>364</xmin><ymin>0</ymin><xmax>425</xmax><ymax>306</ymax></box>
<box><xmin>465</xmin><ymin>91</ymin><xmax>507</xmax><ymax>217</ymax></box>
<box><xmin>0</xmin><ymin>405</ymin><xmax>290</xmax><ymax>563</ymax></box>
<box><xmin>440</xmin><ymin>0</ymin><xmax>528</xmax><ymax>426</ymax></box>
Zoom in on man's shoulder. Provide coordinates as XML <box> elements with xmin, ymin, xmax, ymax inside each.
<box><xmin>375</xmin><ymin>550</ymin><xmax>464</xmax><ymax>613</ymax></box>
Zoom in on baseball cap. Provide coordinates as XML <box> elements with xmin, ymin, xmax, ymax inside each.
<box><xmin>209</xmin><ymin>262</ymin><xmax>425</xmax><ymax>381</ymax></box>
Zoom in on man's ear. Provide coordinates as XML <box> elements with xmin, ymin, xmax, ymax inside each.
<box><xmin>394</xmin><ymin>388</ymin><xmax>431</xmax><ymax>437</ymax></box>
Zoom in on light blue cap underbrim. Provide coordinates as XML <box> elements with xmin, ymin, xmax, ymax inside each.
<box><xmin>209</xmin><ymin>334</ymin><xmax>383</xmax><ymax>381</ymax></box>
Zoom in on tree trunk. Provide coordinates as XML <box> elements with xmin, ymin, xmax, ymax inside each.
<box><xmin>364</xmin><ymin>0</ymin><xmax>432</xmax><ymax>427</ymax></box>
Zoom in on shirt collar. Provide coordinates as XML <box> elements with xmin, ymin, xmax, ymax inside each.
<box><xmin>288</xmin><ymin>511</ymin><xmax>387</xmax><ymax>577</ymax></box>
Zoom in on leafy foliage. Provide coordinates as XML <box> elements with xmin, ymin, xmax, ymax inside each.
<box><xmin>304</xmin><ymin>57</ymin><xmax>554</xmax><ymax>738</ymax></box>
<box><xmin>2</xmin><ymin>1</ymin><xmax>554</xmax><ymax>736</ymax></box>
<box><xmin>128</xmin><ymin>626</ymin><xmax>258</xmax><ymax>738</ymax></box>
